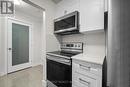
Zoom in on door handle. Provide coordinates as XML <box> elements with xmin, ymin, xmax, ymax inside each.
<box><xmin>8</xmin><ymin>48</ymin><xmax>12</xmax><ymax>50</ymax></box>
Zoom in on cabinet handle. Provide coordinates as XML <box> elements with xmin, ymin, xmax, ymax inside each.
<box><xmin>8</xmin><ymin>48</ymin><xmax>12</xmax><ymax>50</ymax></box>
<box><xmin>79</xmin><ymin>78</ymin><xmax>90</xmax><ymax>86</ymax></box>
<box><xmin>80</xmin><ymin>64</ymin><xmax>98</xmax><ymax>72</ymax></box>
<box><xmin>80</xmin><ymin>64</ymin><xmax>91</xmax><ymax>71</ymax></box>
<box><xmin>60</xmin><ymin>60</ymin><xmax>70</xmax><ymax>63</ymax></box>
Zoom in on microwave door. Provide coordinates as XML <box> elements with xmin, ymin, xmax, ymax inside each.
<box><xmin>55</xmin><ymin>16</ymin><xmax>75</xmax><ymax>31</ymax></box>
<box><xmin>54</xmin><ymin>11</ymin><xmax>78</xmax><ymax>34</ymax></box>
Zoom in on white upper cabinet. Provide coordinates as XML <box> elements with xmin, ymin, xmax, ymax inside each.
<box><xmin>79</xmin><ymin>0</ymin><xmax>104</xmax><ymax>32</ymax></box>
<box><xmin>55</xmin><ymin>0</ymin><xmax>105</xmax><ymax>33</ymax></box>
<box><xmin>55</xmin><ymin>0</ymin><xmax>80</xmax><ymax>19</ymax></box>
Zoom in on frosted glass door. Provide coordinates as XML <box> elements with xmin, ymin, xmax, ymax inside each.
<box><xmin>8</xmin><ymin>19</ymin><xmax>31</xmax><ymax>73</ymax></box>
<box><xmin>12</xmin><ymin>23</ymin><xmax>29</xmax><ymax>66</ymax></box>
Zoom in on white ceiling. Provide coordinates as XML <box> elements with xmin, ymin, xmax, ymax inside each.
<box><xmin>15</xmin><ymin>1</ymin><xmax>43</xmax><ymax>20</ymax></box>
<box><xmin>15</xmin><ymin>0</ymin><xmax>62</xmax><ymax>21</ymax></box>
<box><xmin>52</xmin><ymin>0</ymin><xmax>62</xmax><ymax>4</ymax></box>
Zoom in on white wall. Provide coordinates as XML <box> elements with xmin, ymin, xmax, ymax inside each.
<box><xmin>31</xmin><ymin>0</ymin><xmax>61</xmax><ymax>52</ymax></box>
<box><xmin>0</xmin><ymin>17</ymin><xmax>7</xmax><ymax>76</ymax></box>
<box><xmin>62</xmin><ymin>32</ymin><xmax>106</xmax><ymax>58</ymax></box>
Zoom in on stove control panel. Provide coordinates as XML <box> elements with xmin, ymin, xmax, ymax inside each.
<box><xmin>61</xmin><ymin>42</ymin><xmax>83</xmax><ymax>50</ymax></box>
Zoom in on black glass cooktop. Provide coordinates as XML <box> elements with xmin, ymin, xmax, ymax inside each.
<box><xmin>47</xmin><ymin>51</ymin><xmax>78</xmax><ymax>57</ymax></box>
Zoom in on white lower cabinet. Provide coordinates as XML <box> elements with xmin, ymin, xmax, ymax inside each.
<box><xmin>73</xmin><ymin>72</ymin><xmax>97</xmax><ymax>87</ymax></box>
<box><xmin>72</xmin><ymin>59</ymin><xmax>102</xmax><ymax>87</ymax></box>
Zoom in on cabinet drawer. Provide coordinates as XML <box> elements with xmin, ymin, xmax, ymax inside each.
<box><xmin>72</xmin><ymin>72</ymin><xmax>98</xmax><ymax>87</ymax></box>
<box><xmin>72</xmin><ymin>60</ymin><xmax>102</xmax><ymax>76</ymax></box>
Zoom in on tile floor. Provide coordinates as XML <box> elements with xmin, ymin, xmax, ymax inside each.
<box><xmin>0</xmin><ymin>65</ymin><xmax>43</xmax><ymax>87</ymax></box>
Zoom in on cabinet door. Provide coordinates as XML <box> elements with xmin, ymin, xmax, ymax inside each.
<box><xmin>64</xmin><ymin>0</ymin><xmax>80</xmax><ymax>14</ymax></box>
<box><xmin>79</xmin><ymin>0</ymin><xmax>104</xmax><ymax>32</ymax></box>
<box><xmin>55</xmin><ymin>0</ymin><xmax>80</xmax><ymax>18</ymax></box>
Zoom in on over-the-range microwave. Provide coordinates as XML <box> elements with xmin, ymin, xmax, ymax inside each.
<box><xmin>54</xmin><ymin>11</ymin><xmax>79</xmax><ymax>35</ymax></box>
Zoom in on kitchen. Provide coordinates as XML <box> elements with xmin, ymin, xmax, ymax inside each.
<box><xmin>0</xmin><ymin>0</ymin><xmax>130</xmax><ymax>87</ymax></box>
<box><xmin>47</xmin><ymin>0</ymin><xmax>106</xmax><ymax>87</ymax></box>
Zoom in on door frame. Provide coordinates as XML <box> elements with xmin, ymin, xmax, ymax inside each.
<box><xmin>7</xmin><ymin>18</ymin><xmax>32</xmax><ymax>73</ymax></box>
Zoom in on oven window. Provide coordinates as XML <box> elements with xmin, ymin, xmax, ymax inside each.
<box><xmin>54</xmin><ymin>15</ymin><xmax>75</xmax><ymax>31</ymax></box>
<box><xmin>47</xmin><ymin>59</ymin><xmax>72</xmax><ymax>87</ymax></box>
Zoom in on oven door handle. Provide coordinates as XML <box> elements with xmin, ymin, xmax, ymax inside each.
<box><xmin>59</xmin><ymin>60</ymin><xmax>70</xmax><ymax>63</ymax></box>
<box><xmin>47</xmin><ymin>55</ymin><xmax>71</xmax><ymax>65</ymax></box>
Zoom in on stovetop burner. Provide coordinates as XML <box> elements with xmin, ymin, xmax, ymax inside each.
<box><xmin>47</xmin><ymin>42</ymin><xmax>83</xmax><ymax>59</ymax></box>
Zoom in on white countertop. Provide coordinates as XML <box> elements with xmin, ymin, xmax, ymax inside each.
<box><xmin>72</xmin><ymin>53</ymin><xmax>105</xmax><ymax>65</ymax></box>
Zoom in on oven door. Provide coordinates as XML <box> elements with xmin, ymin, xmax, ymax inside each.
<box><xmin>47</xmin><ymin>55</ymin><xmax>72</xmax><ymax>87</ymax></box>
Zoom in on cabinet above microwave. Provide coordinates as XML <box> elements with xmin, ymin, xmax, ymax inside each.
<box><xmin>54</xmin><ymin>11</ymin><xmax>79</xmax><ymax>35</ymax></box>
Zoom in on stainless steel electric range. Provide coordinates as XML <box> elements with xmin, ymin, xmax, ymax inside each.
<box><xmin>46</xmin><ymin>42</ymin><xmax>83</xmax><ymax>87</ymax></box>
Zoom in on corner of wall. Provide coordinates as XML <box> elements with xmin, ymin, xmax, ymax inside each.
<box><xmin>42</xmin><ymin>80</ymin><xmax>47</xmax><ymax>87</ymax></box>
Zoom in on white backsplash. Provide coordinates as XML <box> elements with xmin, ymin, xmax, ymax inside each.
<box><xmin>61</xmin><ymin>32</ymin><xmax>106</xmax><ymax>57</ymax></box>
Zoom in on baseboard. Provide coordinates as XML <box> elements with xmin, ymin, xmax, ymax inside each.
<box><xmin>32</xmin><ymin>62</ymin><xmax>43</xmax><ymax>67</ymax></box>
<box><xmin>0</xmin><ymin>72</ymin><xmax>7</xmax><ymax>77</ymax></box>
<box><xmin>42</xmin><ymin>80</ymin><xmax>47</xmax><ymax>87</ymax></box>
